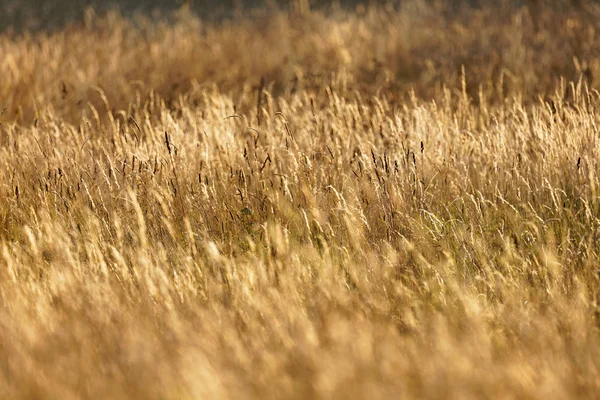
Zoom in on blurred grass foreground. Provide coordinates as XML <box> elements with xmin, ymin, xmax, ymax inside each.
<box><xmin>2</xmin><ymin>0</ymin><xmax>600</xmax><ymax>398</ymax></box>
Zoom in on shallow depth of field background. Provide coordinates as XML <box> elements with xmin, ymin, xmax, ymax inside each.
<box><xmin>2</xmin><ymin>0</ymin><xmax>600</xmax><ymax>399</ymax></box>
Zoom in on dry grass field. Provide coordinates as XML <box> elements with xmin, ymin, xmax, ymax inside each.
<box><xmin>2</xmin><ymin>1</ymin><xmax>600</xmax><ymax>398</ymax></box>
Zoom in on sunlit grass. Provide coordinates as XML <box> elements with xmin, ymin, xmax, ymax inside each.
<box><xmin>1</xmin><ymin>2</ymin><xmax>600</xmax><ymax>398</ymax></box>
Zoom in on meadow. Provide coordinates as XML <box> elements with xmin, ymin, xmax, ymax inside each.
<box><xmin>2</xmin><ymin>1</ymin><xmax>600</xmax><ymax>398</ymax></box>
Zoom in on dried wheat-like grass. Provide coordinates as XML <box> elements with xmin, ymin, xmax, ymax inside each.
<box><xmin>1</xmin><ymin>2</ymin><xmax>600</xmax><ymax>399</ymax></box>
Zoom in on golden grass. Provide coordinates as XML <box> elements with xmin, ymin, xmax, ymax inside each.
<box><xmin>2</xmin><ymin>1</ymin><xmax>600</xmax><ymax>398</ymax></box>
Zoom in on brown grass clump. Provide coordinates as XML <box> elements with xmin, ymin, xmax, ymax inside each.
<box><xmin>2</xmin><ymin>1</ymin><xmax>600</xmax><ymax>398</ymax></box>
